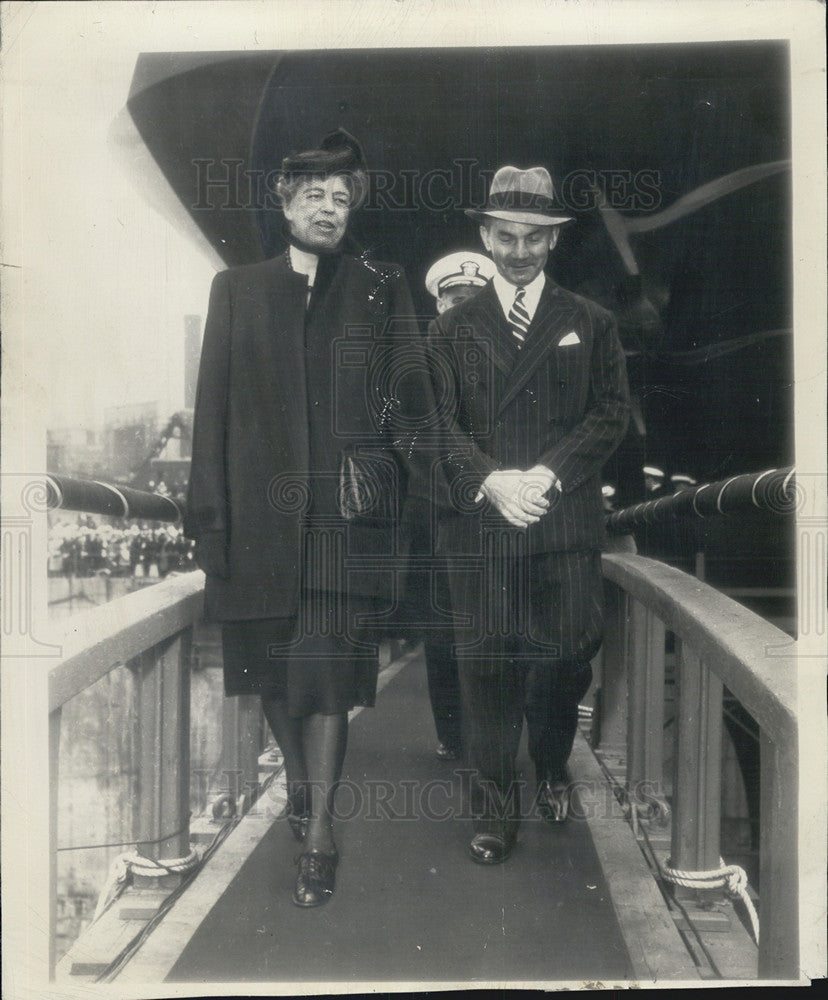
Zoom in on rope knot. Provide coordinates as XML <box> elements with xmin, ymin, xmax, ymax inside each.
<box><xmin>723</xmin><ymin>864</ymin><xmax>748</xmax><ymax>898</ymax></box>
<box><xmin>659</xmin><ymin>856</ymin><xmax>759</xmax><ymax>945</ymax></box>
<box><xmin>92</xmin><ymin>847</ymin><xmax>201</xmax><ymax>922</ymax></box>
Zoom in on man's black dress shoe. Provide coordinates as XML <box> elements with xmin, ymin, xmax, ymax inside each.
<box><xmin>292</xmin><ymin>848</ymin><xmax>339</xmax><ymax>907</ymax></box>
<box><xmin>537</xmin><ymin>779</ymin><xmax>571</xmax><ymax>823</ymax></box>
<box><xmin>436</xmin><ymin>742</ymin><xmax>461</xmax><ymax>762</ymax></box>
<box><xmin>468</xmin><ymin>832</ymin><xmax>514</xmax><ymax>865</ymax></box>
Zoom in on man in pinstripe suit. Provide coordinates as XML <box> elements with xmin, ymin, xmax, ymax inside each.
<box><xmin>426</xmin><ymin>166</ymin><xmax>630</xmax><ymax>864</ymax></box>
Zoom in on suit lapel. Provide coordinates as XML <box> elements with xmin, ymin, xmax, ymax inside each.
<box><xmin>497</xmin><ymin>280</ymin><xmax>580</xmax><ymax>415</ymax></box>
<box><xmin>461</xmin><ymin>282</ymin><xmax>518</xmax><ymax>378</ymax></box>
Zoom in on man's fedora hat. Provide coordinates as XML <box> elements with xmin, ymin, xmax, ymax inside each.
<box><xmin>465</xmin><ymin>165</ymin><xmax>573</xmax><ymax>226</ymax></box>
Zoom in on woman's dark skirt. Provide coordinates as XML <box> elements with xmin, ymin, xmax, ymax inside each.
<box><xmin>221</xmin><ymin>589</ymin><xmax>381</xmax><ymax>718</ymax></box>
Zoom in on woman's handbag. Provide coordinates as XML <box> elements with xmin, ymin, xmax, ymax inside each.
<box><xmin>337</xmin><ymin>445</ymin><xmax>404</xmax><ymax>527</ymax></box>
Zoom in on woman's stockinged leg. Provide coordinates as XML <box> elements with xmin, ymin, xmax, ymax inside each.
<box><xmin>302</xmin><ymin>710</ymin><xmax>348</xmax><ymax>855</ymax></box>
<box><xmin>261</xmin><ymin>695</ymin><xmax>308</xmax><ymax>806</ymax></box>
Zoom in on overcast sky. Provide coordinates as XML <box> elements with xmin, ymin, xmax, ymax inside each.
<box><xmin>6</xmin><ymin>3</ymin><xmax>217</xmax><ymax>431</ymax></box>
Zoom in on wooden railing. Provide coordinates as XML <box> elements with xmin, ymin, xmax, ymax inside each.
<box><xmin>49</xmin><ymin>551</ymin><xmax>800</xmax><ymax>980</ymax></box>
<box><xmin>47</xmin><ymin>570</ymin><xmax>266</xmax><ymax>976</ymax></box>
<box><xmin>593</xmin><ymin>552</ymin><xmax>798</xmax><ymax>979</ymax></box>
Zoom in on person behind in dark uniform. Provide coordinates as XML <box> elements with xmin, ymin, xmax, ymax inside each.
<box><xmin>402</xmin><ymin>251</ymin><xmax>495</xmax><ymax>761</ymax></box>
<box><xmin>425</xmin><ymin>165</ymin><xmax>629</xmax><ymax>864</ymax></box>
<box><xmin>602</xmin><ymin>483</ymin><xmax>637</xmax><ymax>554</ymax></box>
<box><xmin>670</xmin><ymin>472</ymin><xmax>697</xmax><ymax>493</ymax></box>
<box><xmin>426</xmin><ymin>251</ymin><xmax>495</xmax><ymax>316</ymax></box>
<box><xmin>638</xmin><ymin>463</ymin><xmax>675</xmax><ymax>559</ymax></box>
<box><xmin>186</xmin><ymin>130</ymin><xmax>426</xmax><ymax>907</ymax></box>
<box><xmin>643</xmin><ymin>463</ymin><xmax>670</xmax><ymax>498</ymax></box>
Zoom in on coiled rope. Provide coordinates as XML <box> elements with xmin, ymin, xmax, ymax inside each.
<box><xmin>660</xmin><ymin>856</ymin><xmax>760</xmax><ymax>945</ymax></box>
<box><xmin>92</xmin><ymin>847</ymin><xmax>201</xmax><ymax>922</ymax></box>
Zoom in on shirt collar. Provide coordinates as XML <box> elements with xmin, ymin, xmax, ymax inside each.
<box><xmin>288</xmin><ymin>245</ymin><xmax>319</xmax><ymax>281</ymax></box>
<box><xmin>491</xmin><ymin>270</ymin><xmax>546</xmax><ymax>322</ymax></box>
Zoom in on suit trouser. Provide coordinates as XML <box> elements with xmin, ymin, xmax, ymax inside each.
<box><xmin>402</xmin><ymin>500</ymin><xmax>462</xmax><ymax>750</ymax></box>
<box><xmin>450</xmin><ymin>548</ymin><xmax>604</xmax><ymax>840</ymax></box>
<box><xmin>424</xmin><ymin>633</ymin><xmax>462</xmax><ymax>750</ymax></box>
<box><xmin>407</xmin><ymin>555</ymin><xmax>461</xmax><ymax>750</ymax></box>
<box><xmin>459</xmin><ymin>659</ymin><xmax>593</xmax><ymax>839</ymax></box>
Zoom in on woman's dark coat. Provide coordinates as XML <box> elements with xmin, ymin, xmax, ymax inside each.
<box><xmin>185</xmin><ymin>251</ymin><xmax>425</xmax><ymax>622</ymax></box>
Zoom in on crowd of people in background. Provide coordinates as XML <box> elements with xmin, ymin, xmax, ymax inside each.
<box><xmin>47</xmin><ymin>467</ymin><xmax>697</xmax><ymax>582</ymax></box>
<box><xmin>48</xmin><ymin>515</ymin><xmax>196</xmax><ymax>579</ymax></box>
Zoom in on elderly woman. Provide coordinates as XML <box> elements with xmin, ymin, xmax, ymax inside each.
<box><xmin>186</xmin><ymin>130</ymin><xmax>422</xmax><ymax>907</ymax></box>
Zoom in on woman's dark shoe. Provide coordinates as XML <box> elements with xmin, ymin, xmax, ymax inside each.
<box><xmin>285</xmin><ymin>787</ymin><xmax>310</xmax><ymax>842</ymax></box>
<box><xmin>292</xmin><ymin>849</ymin><xmax>339</xmax><ymax>907</ymax></box>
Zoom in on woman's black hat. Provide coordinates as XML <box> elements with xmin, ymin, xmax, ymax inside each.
<box><xmin>280</xmin><ymin>128</ymin><xmax>367</xmax><ymax>177</ymax></box>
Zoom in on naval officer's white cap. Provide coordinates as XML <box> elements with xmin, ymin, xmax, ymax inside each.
<box><xmin>425</xmin><ymin>252</ymin><xmax>495</xmax><ymax>298</ymax></box>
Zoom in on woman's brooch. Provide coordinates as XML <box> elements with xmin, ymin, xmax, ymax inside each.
<box><xmin>379</xmin><ymin>394</ymin><xmax>401</xmax><ymax>428</ymax></box>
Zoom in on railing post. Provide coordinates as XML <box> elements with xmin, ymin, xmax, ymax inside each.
<box><xmin>49</xmin><ymin>706</ymin><xmax>62</xmax><ymax>978</ymax></box>
<box><xmin>238</xmin><ymin>696</ymin><xmax>263</xmax><ymax>809</ymax></box>
<box><xmin>134</xmin><ymin>627</ymin><xmax>192</xmax><ymax>887</ymax></box>
<box><xmin>221</xmin><ymin>695</ymin><xmax>262</xmax><ymax>813</ymax></box>
<box><xmin>626</xmin><ymin>600</ymin><xmax>667</xmax><ymax>821</ymax></box>
<box><xmin>592</xmin><ymin>579</ymin><xmax>628</xmax><ymax>762</ymax></box>
<box><xmin>670</xmin><ymin>640</ymin><xmax>725</xmax><ymax>913</ymax></box>
<box><xmin>758</xmin><ymin>731</ymin><xmax>799</xmax><ymax>978</ymax></box>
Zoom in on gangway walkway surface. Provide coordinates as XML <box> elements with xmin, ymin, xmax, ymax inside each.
<box><xmin>164</xmin><ymin>654</ymin><xmax>633</xmax><ymax>985</ymax></box>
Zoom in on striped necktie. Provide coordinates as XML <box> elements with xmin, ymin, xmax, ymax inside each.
<box><xmin>508</xmin><ymin>286</ymin><xmax>531</xmax><ymax>345</ymax></box>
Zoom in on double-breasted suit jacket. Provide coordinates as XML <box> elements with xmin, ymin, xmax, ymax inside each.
<box><xmin>426</xmin><ymin>275</ymin><xmax>630</xmax><ymax>668</ymax></box>
<box><xmin>185</xmin><ymin>251</ymin><xmax>422</xmax><ymax>623</ymax></box>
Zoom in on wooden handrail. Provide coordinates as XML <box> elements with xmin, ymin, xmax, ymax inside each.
<box><xmin>48</xmin><ymin>571</ymin><xmax>204</xmax><ymax>713</ymax></box>
<box><xmin>48</xmin><ymin>571</ymin><xmax>205</xmax><ymax>977</ymax></box>
<box><xmin>48</xmin><ymin>570</ymin><xmax>271</xmax><ymax>979</ymax></box>
<box><xmin>601</xmin><ymin>553</ymin><xmax>796</xmax><ymax>745</ymax></box>
<box><xmin>599</xmin><ymin>551</ymin><xmax>798</xmax><ymax>979</ymax></box>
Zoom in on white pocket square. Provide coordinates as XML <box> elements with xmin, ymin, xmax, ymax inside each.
<box><xmin>558</xmin><ymin>331</ymin><xmax>581</xmax><ymax>346</ymax></box>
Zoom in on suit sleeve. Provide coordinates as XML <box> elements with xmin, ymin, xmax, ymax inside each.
<box><xmin>537</xmin><ymin>307</ymin><xmax>630</xmax><ymax>493</ymax></box>
<box><xmin>425</xmin><ymin>315</ymin><xmax>500</xmax><ymax>494</ymax></box>
<box><xmin>379</xmin><ymin>271</ymin><xmax>440</xmax><ymax>487</ymax></box>
<box><xmin>184</xmin><ymin>270</ymin><xmax>232</xmax><ymax>541</ymax></box>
